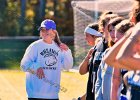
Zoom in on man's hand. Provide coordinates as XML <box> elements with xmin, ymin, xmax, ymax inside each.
<box><xmin>36</xmin><ymin>67</ymin><xmax>45</xmax><ymax>79</ymax></box>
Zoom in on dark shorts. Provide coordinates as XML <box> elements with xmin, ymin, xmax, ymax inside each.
<box><xmin>28</xmin><ymin>98</ymin><xmax>59</xmax><ymax>100</ymax></box>
<box><xmin>131</xmin><ymin>86</ymin><xmax>140</xmax><ymax>100</ymax></box>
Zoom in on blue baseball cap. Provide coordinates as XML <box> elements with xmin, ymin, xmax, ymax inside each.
<box><xmin>38</xmin><ymin>19</ymin><xmax>56</xmax><ymax>30</ymax></box>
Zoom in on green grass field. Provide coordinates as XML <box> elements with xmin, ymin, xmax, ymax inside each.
<box><xmin>0</xmin><ymin>70</ymin><xmax>88</xmax><ymax>100</ymax></box>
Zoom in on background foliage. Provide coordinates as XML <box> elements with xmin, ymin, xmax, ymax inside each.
<box><xmin>0</xmin><ymin>0</ymin><xmax>73</xmax><ymax>36</ymax></box>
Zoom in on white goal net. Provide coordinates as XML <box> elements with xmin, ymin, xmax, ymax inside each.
<box><xmin>71</xmin><ymin>0</ymin><xmax>133</xmax><ymax>66</ymax></box>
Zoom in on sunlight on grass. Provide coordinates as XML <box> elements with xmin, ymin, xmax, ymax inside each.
<box><xmin>0</xmin><ymin>70</ymin><xmax>88</xmax><ymax>100</ymax></box>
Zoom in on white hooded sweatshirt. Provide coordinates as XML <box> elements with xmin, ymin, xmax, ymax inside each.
<box><xmin>20</xmin><ymin>39</ymin><xmax>73</xmax><ymax>99</ymax></box>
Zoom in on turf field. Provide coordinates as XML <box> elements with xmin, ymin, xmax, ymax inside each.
<box><xmin>0</xmin><ymin>70</ymin><xmax>88</xmax><ymax>100</ymax></box>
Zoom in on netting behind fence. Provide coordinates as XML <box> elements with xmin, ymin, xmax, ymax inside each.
<box><xmin>72</xmin><ymin>0</ymin><xmax>133</xmax><ymax>66</ymax></box>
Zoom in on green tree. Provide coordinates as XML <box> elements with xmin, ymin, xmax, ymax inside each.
<box><xmin>0</xmin><ymin>0</ymin><xmax>74</xmax><ymax>36</ymax></box>
<box><xmin>0</xmin><ymin>0</ymin><xmax>20</xmax><ymax>36</ymax></box>
<box><xmin>20</xmin><ymin>0</ymin><xmax>26</xmax><ymax>35</ymax></box>
<box><xmin>32</xmin><ymin>0</ymin><xmax>46</xmax><ymax>36</ymax></box>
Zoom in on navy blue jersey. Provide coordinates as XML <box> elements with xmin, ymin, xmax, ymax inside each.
<box><xmin>127</xmin><ymin>71</ymin><xmax>140</xmax><ymax>100</ymax></box>
<box><xmin>86</xmin><ymin>38</ymin><xmax>108</xmax><ymax>100</ymax></box>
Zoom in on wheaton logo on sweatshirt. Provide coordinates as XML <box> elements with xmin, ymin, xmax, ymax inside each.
<box><xmin>40</xmin><ymin>48</ymin><xmax>59</xmax><ymax>67</ymax></box>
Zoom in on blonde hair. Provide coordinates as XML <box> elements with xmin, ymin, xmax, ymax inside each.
<box><xmin>98</xmin><ymin>14</ymin><xmax>118</xmax><ymax>32</ymax></box>
<box><xmin>130</xmin><ymin>0</ymin><xmax>140</xmax><ymax>23</ymax></box>
<box><xmin>53</xmin><ymin>30</ymin><xmax>62</xmax><ymax>46</ymax></box>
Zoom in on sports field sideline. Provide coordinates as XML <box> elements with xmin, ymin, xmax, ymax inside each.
<box><xmin>0</xmin><ymin>70</ymin><xmax>88</xmax><ymax>100</ymax></box>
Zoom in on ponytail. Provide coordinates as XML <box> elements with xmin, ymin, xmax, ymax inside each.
<box><xmin>53</xmin><ymin>30</ymin><xmax>62</xmax><ymax>46</ymax></box>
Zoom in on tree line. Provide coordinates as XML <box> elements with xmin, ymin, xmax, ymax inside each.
<box><xmin>0</xmin><ymin>0</ymin><xmax>73</xmax><ymax>36</ymax></box>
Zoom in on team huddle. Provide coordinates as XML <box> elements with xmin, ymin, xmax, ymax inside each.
<box><xmin>20</xmin><ymin>0</ymin><xmax>140</xmax><ymax>100</ymax></box>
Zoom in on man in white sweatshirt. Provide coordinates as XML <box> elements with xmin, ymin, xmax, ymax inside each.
<box><xmin>20</xmin><ymin>19</ymin><xmax>73</xmax><ymax>100</ymax></box>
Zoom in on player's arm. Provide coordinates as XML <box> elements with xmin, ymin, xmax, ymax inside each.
<box><xmin>111</xmin><ymin>68</ymin><xmax>121</xmax><ymax>100</ymax></box>
<box><xmin>104</xmin><ymin>29</ymin><xmax>132</xmax><ymax>70</ymax></box>
<box><xmin>116</xmin><ymin>24</ymin><xmax>140</xmax><ymax>70</ymax></box>
<box><xmin>79</xmin><ymin>48</ymin><xmax>94</xmax><ymax>75</ymax></box>
<box><xmin>20</xmin><ymin>44</ymin><xmax>39</xmax><ymax>73</ymax></box>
